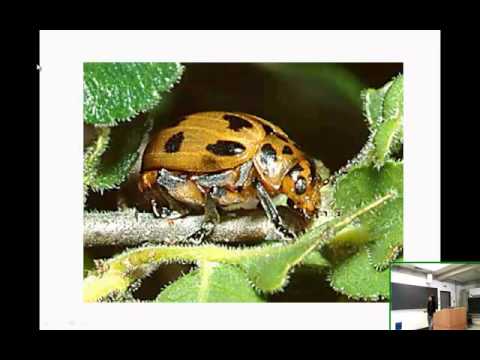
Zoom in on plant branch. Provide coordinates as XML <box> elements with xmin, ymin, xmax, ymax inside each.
<box><xmin>84</xmin><ymin>208</ymin><xmax>307</xmax><ymax>247</ymax></box>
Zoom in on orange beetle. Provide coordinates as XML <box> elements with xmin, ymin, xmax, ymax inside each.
<box><xmin>139</xmin><ymin>112</ymin><xmax>321</xmax><ymax>243</ymax></box>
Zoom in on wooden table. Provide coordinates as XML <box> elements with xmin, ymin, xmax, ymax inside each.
<box><xmin>432</xmin><ymin>307</ymin><xmax>467</xmax><ymax>330</ymax></box>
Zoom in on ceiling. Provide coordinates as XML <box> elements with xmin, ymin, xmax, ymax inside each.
<box><xmin>394</xmin><ymin>264</ymin><xmax>480</xmax><ymax>284</ymax></box>
<box><xmin>412</xmin><ymin>264</ymin><xmax>450</xmax><ymax>271</ymax></box>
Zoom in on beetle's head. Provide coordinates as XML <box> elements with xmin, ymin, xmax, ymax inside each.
<box><xmin>281</xmin><ymin>158</ymin><xmax>321</xmax><ymax>219</ymax></box>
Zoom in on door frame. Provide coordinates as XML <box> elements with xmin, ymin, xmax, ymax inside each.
<box><xmin>440</xmin><ymin>290</ymin><xmax>451</xmax><ymax>309</ymax></box>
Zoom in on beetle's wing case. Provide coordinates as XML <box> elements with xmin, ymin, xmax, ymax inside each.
<box><xmin>237</xmin><ymin>113</ymin><xmax>290</xmax><ymax>140</ymax></box>
<box><xmin>142</xmin><ymin>112</ymin><xmax>266</xmax><ymax>173</ymax></box>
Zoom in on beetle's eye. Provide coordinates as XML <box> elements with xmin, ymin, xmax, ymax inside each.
<box><xmin>294</xmin><ymin>176</ymin><xmax>307</xmax><ymax>195</ymax></box>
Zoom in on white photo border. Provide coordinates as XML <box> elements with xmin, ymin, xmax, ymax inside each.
<box><xmin>39</xmin><ymin>30</ymin><xmax>440</xmax><ymax>330</ymax></box>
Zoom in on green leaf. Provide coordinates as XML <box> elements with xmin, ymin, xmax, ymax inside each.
<box><xmin>329</xmin><ymin>246</ymin><xmax>389</xmax><ymax>300</ymax></box>
<box><xmin>373</xmin><ymin>75</ymin><xmax>403</xmax><ymax>166</ymax></box>
<box><xmin>334</xmin><ymin>161</ymin><xmax>403</xmax><ymax>270</ymax></box>
<box><xmin>83</xmin><ymin>127</ymin><xmax>110</xmax><ymax>201</ymax></box>
<box><xmin>89</xmin><ymin>115</ymin><xmax>153</xmax><ymax>192</ymax></box>
<box><xmin>156</xmin><ymin>262</ymin><xmax>264</xmax><ymax>303</ymax></box>
<box><xmin>84</xmin><ymin>62</ymin><xmax>184</xmax><ymax>126</ymax></box>
<box><xmin>367</xmin><ymin>231</ymin><xmax>403</xmax><ymax>271</ymax></box>
<box><xmin>382</xmin><ymin>75</ymin><xmax>403</xmax><ymax>128</ymax></box>
<box><xmin>325</xmin><ymin>76</ymin><xmax>403</xmax><ymax>300</ymax></box>
<box><xmin>361</xmin><ymin>83</ymin><xmax>391</xmax><ymax>128</ymax></box>
<box><xmin>328</xmin><ymin>225</ymin><xmax>370</xmax><ymax>249</ymax></box>
<box><xmin>301</xmin><ymin>251</ymin><xmax>331</xmax><ymax>268</ymax></box>
<box><xmin>237</xmin><ymin>237</ymin><xmax>326</xmax><ymax>293</ymax></box>
<box><xmin>360</xmin><ymin>74</ymin><xmax>403</xmax><ymax>167</ymax></box>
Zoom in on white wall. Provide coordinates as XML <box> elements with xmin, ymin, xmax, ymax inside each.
<box><xmin>391</xmin><ymin>268</ymin><xmax>459</xmax><ymax>330</ymax></box>
<box><xmin>391</xmin><ymin>309</ymin><xmax>428</xmax><ymax>330</ymax></box>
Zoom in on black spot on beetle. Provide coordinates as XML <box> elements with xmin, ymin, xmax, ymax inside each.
<box><xmin>290</xmin><ymin>163</ymin><xmax>304</xmax><ymax>177</ymax></box>
<box><xmin>260</xmin><ymin>143</ymin><xmax>277</xmax><ymax>162</ymax></box>
<box><xmin>224</xmin><ymin>114</ymin><xmax>253</xmax><ymax>131</ymax></box>
<box><xmin>282</xmin><ymin>145</ymin><xmax>294</xmax><ymax>155</ymax></box>
<box><xmin>206</xmin><ymin>141</ymin><xmax>246</xmax><ymax>156</ymax></box>
<box><xmin>275</xmin><ymin>133</ymin><xmax>290</xmax><ymax>143</ymax></box>
<box><xmin>262</xmin><ymin>124</ymin><xmax>273</xmax><ymax>135</ymax></box>
<box><xmin>164</xmin><ymin>132</ymin><xmax>184</xmax><ymax>153</ymax></box>
<box><xmin>295</xmin><ymin>176</ymin><xmax>307</xmax><ymax>195</ymax></box>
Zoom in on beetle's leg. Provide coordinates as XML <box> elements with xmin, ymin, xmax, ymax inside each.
<box><xmin>150</xmin><ymin>199</ymin><xmax>162</xmax><ymax>218</ymax></box>
<box><xmin>150</xmin><ymin>198</ymin><xmax>185</xmax><ymax>219</ymax></box>
<box><xmin>186</xmin><ymin>189</ymin><xmax>220</xmax><ymax>244</ymax></box>
<box><xmin>254</xmin><ymin>180</ymin><xmax>296</xmax><ymax>240</ymax></box>
<box><xmin>149</xmin><ymin>185</ymin><xmax>189</xmax><ymax>219</ymax></box>
<box><xmin>149</xmin><ymin>169</ymin><xmax>191</xmax><ymax>219</ymax></box>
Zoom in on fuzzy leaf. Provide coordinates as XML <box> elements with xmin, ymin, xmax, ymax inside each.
<box><xmin>84</xmin><ymin>62</ymin><xmax>184</xmax><ymax>126</ymax></box>
<box><xmin>83</xmin><ymin>127</ymin><xmax>110</xmax><ymax>200</ymax></box>
<box><xmin>360</xmin><ymin>75</ymin><xmax>403</xmax><ymax>167</ymax></box>
<box><xmin>334</xmin><ymin>161</ymin><xmax>403</xmax><ymax>270</ymax></box>
<box><xmin>89</xmin><ymin>115</ymin><xmax>153</xmax><ymax>191</ymax></box>
<box><xmin>329</xmin><ymin>246</ymin><xmax>389</xmax><ymax>300</ymax></box>
<box><xmin>373</xmin><ymin>75</ymin><xmax>403</xmax><ymax>166</ymax></box>
<box><xmin>361</xmin><ymin>83</ymin><xmax>391</xmax><ymax>127</ymax></box>
<box><xmin>157</xmin><ymin>263</ymin><xmax>264</xmax><ymax>303</ymax></box>
<box><xmin>301</xmin><ymin>251</ymin><xmax>331</xmax><ymax>268</ymax></box>
<box><xmin>237</xmin><ymin>237</ymin><xmax>325</xmax><ymax>293</ymax></box>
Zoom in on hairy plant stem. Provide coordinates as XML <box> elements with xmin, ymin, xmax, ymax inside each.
<box><xmin>84</xmin><ymin>208</ymin><xmax>307</xmax><ymax>247</ymax></box>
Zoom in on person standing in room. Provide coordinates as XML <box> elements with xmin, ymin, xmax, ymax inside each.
<box><xmin>427</xmin><ymin>295</ymin><xmax>437</xmax><ymax>330</ymax></box>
